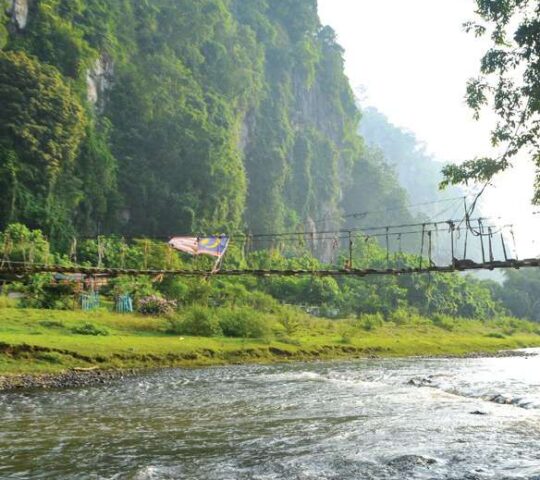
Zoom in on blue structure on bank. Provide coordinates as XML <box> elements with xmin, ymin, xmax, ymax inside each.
<box><xmin>81</xmin><ymin>292</ymin><xmax>100</xmax><ymax>311</ymax></box>
<box><xmin>116</xmin><ymin>294</ymin><xmax>133</xmax><ymax>313</ymax></box>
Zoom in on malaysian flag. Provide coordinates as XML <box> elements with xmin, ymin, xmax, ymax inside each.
<box><xmin>168</xmin><ymin>236</ymin><xmax>229</xmax><ymax>258</ymax></box>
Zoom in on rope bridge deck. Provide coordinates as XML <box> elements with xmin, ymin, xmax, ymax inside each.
<box><xmin>1</xmin><ymin>258</ymin><xmax>539</xmax><ymax>279</ymax></box>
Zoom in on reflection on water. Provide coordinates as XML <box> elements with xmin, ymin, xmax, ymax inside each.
<box><xmin>1</xmin><ymin>351</ymin><xmax>540</xmax><ymax>479</ymax></box>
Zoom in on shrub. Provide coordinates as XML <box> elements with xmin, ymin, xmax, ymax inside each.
<box><xmin>39</xmin><ymin>320</ymin><xmax>64</xmax><ymax>329</ymax></box>
<box><xmin>169</xmin><ymin>306</ymin><xmax>222</xmax><ymax>337</ymax></box>
<box><xmin>357</xmin><ymin>313</ymin><xmax>384</xmax><ymax>331</ymax></box>
<box><xmin>338</xmin><ymin>326</ymin><xmax>356</xmax><ymax>344</ymax></box>
<box><xmin>485</xmin><ymin>332</ymin><xmax>506</xmax><ymax>339</ymax></box>
<box><xmin>0</xmin><ymin>295</ymin><xmax>17</xmax><ymax>308</ymax></box>
<box><xmin>36</xmin><ymin>352</ymin><xmax>64</xmax><ymax>364</ymax></box>
<box><xmin>219</xmin><ymin>308</ymin><xmax>271</xmax><ymax>339</ymax></box>
<box><xmin>389</xmin><ymin>308</ymin><xmax>430</xmax><ymax>327</ymax></box>
<box><xmin>158</xmin><ymin>278</ymin><xmax>189</xmax><ymax>303</ymax></box>
<box><xmin>71</xmin><ymin>323</ymin><xmax>109</xmax><ymax>336</ymax></box>
<box><xmin>432</xmin><ymin>314</ymin><xmax>456</xmax><ymax>331</ymax></box>
<box><xmin>279</xmin><ymin>311</ymin><xmax>301</xmax><ymax>335</ymax></box>
<box><xmin>390</xmin><ymin>308</ymin><xmax>411</xmax><ymax>325</ymax></box>
<box><xmin>18</xmin><ymin>274</ymin><xmax>76</xmax><ymax>310</ymax></box>
<box><xmin>246</xmin><ymin>291</ymin><xmax>278</xmax><ymax>313</ymax></box>
<box><xmin>138</xmin><ymin>295</ymin><xmax>177</xmax><ymax>316</ymax></box>
<box><xmin>109</xmin><ymin>276</ymin><xmax>157</xmax><ymax>302</ymax></box>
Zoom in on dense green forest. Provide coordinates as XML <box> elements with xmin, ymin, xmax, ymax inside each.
<box><xmin>0</xmin><ymin>223</ymin><xmax>505</xmax><ymax>321</ymax></box>
<box><xmin>1</xmin><ymin>1</ymin><xmax>537</xmax><ymax>325</ymax></box>
<box><xmin>0</xmin><ymin>0</ymin><xmax>415</xmax><ymax>247</ymax></box>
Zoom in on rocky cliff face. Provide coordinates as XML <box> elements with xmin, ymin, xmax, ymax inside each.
<box><xmin>86</xmin><ymin>54</ymin><xmax>114</xmax><ymax>109</ymax></box>
<box><xmin>0</xmin><ymin>0</ymin><xmax>409</xmax><ymax>249</ymax></box>
<box><xmin>237</xmin><ymin>14</ymin><xmax>360</xmax><ymax>258</ymax></box>
<box><xmin>7</xmin><ymin>0</ymin><xmax>28</xmax><ymax>30</ymax></box>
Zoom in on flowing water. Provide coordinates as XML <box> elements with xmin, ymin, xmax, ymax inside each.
<box><xmin>1</xmin><ymin>351</ymin><xmax>540</xmax><ymax>479</ymax></box>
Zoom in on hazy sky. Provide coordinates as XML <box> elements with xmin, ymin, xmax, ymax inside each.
<box><xmin>318</xmin><ymin>0</ymin><xmax>539</xmax><ymax>257</ymax></box>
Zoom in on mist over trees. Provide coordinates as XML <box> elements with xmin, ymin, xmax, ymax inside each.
<box><xmin>0</xmin><ymin>0</ymin><xmax>416</xmax><ymax>247</ymax></box>
<box><xmin>360</xmin><ymin>107</ymin><xmax>465</xmax><ymax>219</ymax></box>
<box><xmin>0</xmin><ymin>1</ymin><xmax>538</xmax><ymax>324</ymax></box>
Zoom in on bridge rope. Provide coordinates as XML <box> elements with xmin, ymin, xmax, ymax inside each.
<box><xmin>1</xmin><ymin>258</ymin><xmax>539</xmax><ymax>279</ymax></box>
<box><xmin>1</xmin><ymin>210</ymin><xmax>535</xmax><ymax>281</ymax></box>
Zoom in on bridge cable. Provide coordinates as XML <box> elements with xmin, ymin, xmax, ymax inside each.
<box><xmin>348</xmin><ymin>231</ymin><xmax>354</xmax><ymax>270</ymax></box>
<box><xmin>419</xmin><ymin>224</ymin><xmax>426</xmax><ymax>269</ymax></box>
<box><xmin>478</xmin><ymin>219</ymin><xmax>486</xmax><ymax>263</ymax></box>
<box><xmin>1</xmin><ymin>233</ymin><xmax>11</xmax><ymax>269</ymax></box>
<box><xmin>448</xmin><ymin>221</ymin><xmax>456</xmax><ymax>263</ymax></box>
<box><xmin>488</xmin><ymin>227</ymin><xmax>495</xmax><ymax>263</ymax></box>
<box><xmin>396</xmin><ymin>233</ymin><xmax>403</xmax><ymax>268</ymax></box>
<box><xmin>501</xmin><ymin>232</ymin><xmax>509</xmax><ymax>262</ymax></box>
<box><xmin>428</xmin><ymin>230</ymin><xmax>433</xmax><ymax>266</ymax></box>
<box><xmin>120</xmin><ymin>238</ymin><xmax>127</xmax><ymax>269</ymax></box>
<box><xmin>510</xmin><ymin>228</ymin><xmax>519</xmax><ymax>261</ymax></box>
<box><xmin>97</xmin><ymin>236</ymin><xmax>105</xmax><ymax>269</ymax></box>
<box><xmin>69</xmin><ymin>237</ymin><xmax>78</xmax><ymax>264</ymax></box>
<box><xmin>385</xmin><ymin>228</ymin><xmax>390</xmax><ymax>268</ymax></box>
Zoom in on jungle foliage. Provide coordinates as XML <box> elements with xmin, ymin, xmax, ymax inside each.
<box><xmin>0</xmin><ymin>224</ymin><xmax>507</xmax><ymax>322</ymax></box>
<box><xmin>490</xmin><ymin>269</ymin><xmax>540</xmax><ymax>322</ymax></box>
<box><xmin>442</xmin><ymin>0</ymin><xmax>540</xmax><ymax>203</ymax></box>
<box><xmin>0</xmin><ymin>0</ymin><xmax>413</xmax><ymax>244</ymax></box>
<box><xmin>360</xmin><ymin>107</ymin><xmax>464</xmax><ymax>218</ymax></box>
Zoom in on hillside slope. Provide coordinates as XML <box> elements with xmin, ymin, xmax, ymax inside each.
<box><xmin>0</xmin><ymin>0</ymin><xmax>412</xmax><ymax>249</ymax></box>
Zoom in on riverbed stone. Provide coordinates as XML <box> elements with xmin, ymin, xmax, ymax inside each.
<box><xmin>387</xmin><ymin>455</ymin><xmax>437</xmax><ymax>470</ymax></box>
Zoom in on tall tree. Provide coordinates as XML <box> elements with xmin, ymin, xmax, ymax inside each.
<box><xmin>0</xmin><ymin>51</ymin><xmax>87</xmax><ymax>238</ymax></box>
<box><xmin>442</xmin><ymin>0</ymin><xmax>540</xmax><ymax>204</ymax></box>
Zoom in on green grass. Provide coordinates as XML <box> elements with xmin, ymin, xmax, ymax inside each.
<box><xmin>1</xmin><ymin>305</ymin><xmax>540</xmax><ymax>376</ymax></box>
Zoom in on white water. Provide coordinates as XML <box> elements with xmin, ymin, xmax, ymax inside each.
<box><xmin>1</xmin><ymin>352</ymin><xmax>540</xmax><ymax>479</ymax></box>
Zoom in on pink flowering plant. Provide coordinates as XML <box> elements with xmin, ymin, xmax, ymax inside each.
<box><xmin>137</xmin><ymin>295</ymin><xmax>177</xmax><ymax>316</ymax></box>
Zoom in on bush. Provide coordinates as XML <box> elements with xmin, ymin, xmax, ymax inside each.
<box><xmin>246</xmin><ymin>291</ymin><xmax>278</xmax><ymax>313</ymax></box>
<box><xmin>389</xmin><ymin>308</ymin><xmax>430</xmax><ymax>327</ymax></box>
<box><xmin>338</xmin><ymin>325</ymin><xmax>356</xmax><ymax>344</ymax></box>
<box><xmin>219</xmin><ymin>308</ymin><xmax>271</xmax><ymax>339</ymax></box>
<box><xmin>158</xmin><ymin>278</ymin><xmax>189</xmax><ymax>302</ymax></box>
<box><xmin>36</xmin><ymin>352</ymin><xmax>64</xmax><ymax>364</ymax></box>
<box><xmin>169</xmin><ymin>306</ymin><xmax>222</xmax><ymax>337</ymax></box>
<box><xmin>278</xmin><ymin>311</ymin><xmax>301</xmax><ymax>335</ymax></box>
<box><xmin>432</xmin><ymin>314</ymin><xmax>456</xmax><ymax>331</ymax></box>
<box><xmin>357</xmin><ymin>313</ymin><xmax>384</xmax><ymax>331</ymax></box>
<box><xmin>485</xmin><ymin>332</ymin><xmax>506</xmax><ymax>339</ymax></box>
<box><xmin>0</xmin><ymin>295</ymin><xmax>17</xmax><ymax>308</ymax></box>
<box><xmin>17</xmin><ymin>274</ymin><xmax>76</xmax><ymax>310</ymax></box>
<box><xmin>39</xmin><ymin>320</ymin><xmax>64</xmax><ymax>329</ymax></box>
<box><xmin>390</xmin><ymin>308</ymin><xmax>411</xmax><ymax>326</ymax></box>
<box><xmin>109</xmin><ymin>276</ymin><xmax>157</xmax><ymax>302</ymax></box>
<box><xmin>138</xmin><ymin>295</ymin><xmax>177</xmax><ymax>316</ymax></box>
<box><xmin>71</xmin><ymin>323</ymin><xmax>109</xmax><ymax>336</ymax></box>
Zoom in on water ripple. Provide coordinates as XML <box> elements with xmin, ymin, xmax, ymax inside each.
<box><xmin>1</xmin><ymin>353</ymin><xmax>540</xmax><ymax>479</ymax></box>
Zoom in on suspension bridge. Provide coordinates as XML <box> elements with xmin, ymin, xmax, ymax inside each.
<box><xmin>0</xmin><ymin>258</ymin><xmax>539</xmax><ymax>278</ymax></box>
<box><xmin>1</xmin><ymin>211</ymin><xmax>538</xmax><ymax>280</ymax></box>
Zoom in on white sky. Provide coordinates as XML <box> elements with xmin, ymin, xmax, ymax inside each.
<box><xmin>318</xmin><ymin>0</ymin><xmax>539</xmax><ymax>257</ymax></box>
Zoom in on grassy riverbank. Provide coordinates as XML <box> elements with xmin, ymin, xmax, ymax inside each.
<box><xmin>1</xmin><ymin>305</ymin><xmax>540</xmax><ymax>378</ymax></box>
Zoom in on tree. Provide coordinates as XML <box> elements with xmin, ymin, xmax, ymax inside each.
<box><xmin>497</xmin><ymin>270</ymin><xmax>540</xmax><ymax>321</ymax></box>
<box><xmin>0</xmin><ymin>6</ymin><xmax>7</xmax><ymax>50</ymax></box>
<box><xmin>442</xmin><ymin>0</ymin><xmax>540</xmax><ymax>204</ymax></box>
<box><xmin>0</xmin><ymin>50</ymin><xmax>87</xmax><ymax>237</ymax></box>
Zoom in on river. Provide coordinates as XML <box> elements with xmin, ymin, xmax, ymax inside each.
<box><xmin>1</xmin><ymin>351</ymin><xmax>540</xmax><ymax>479</ymax></box>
